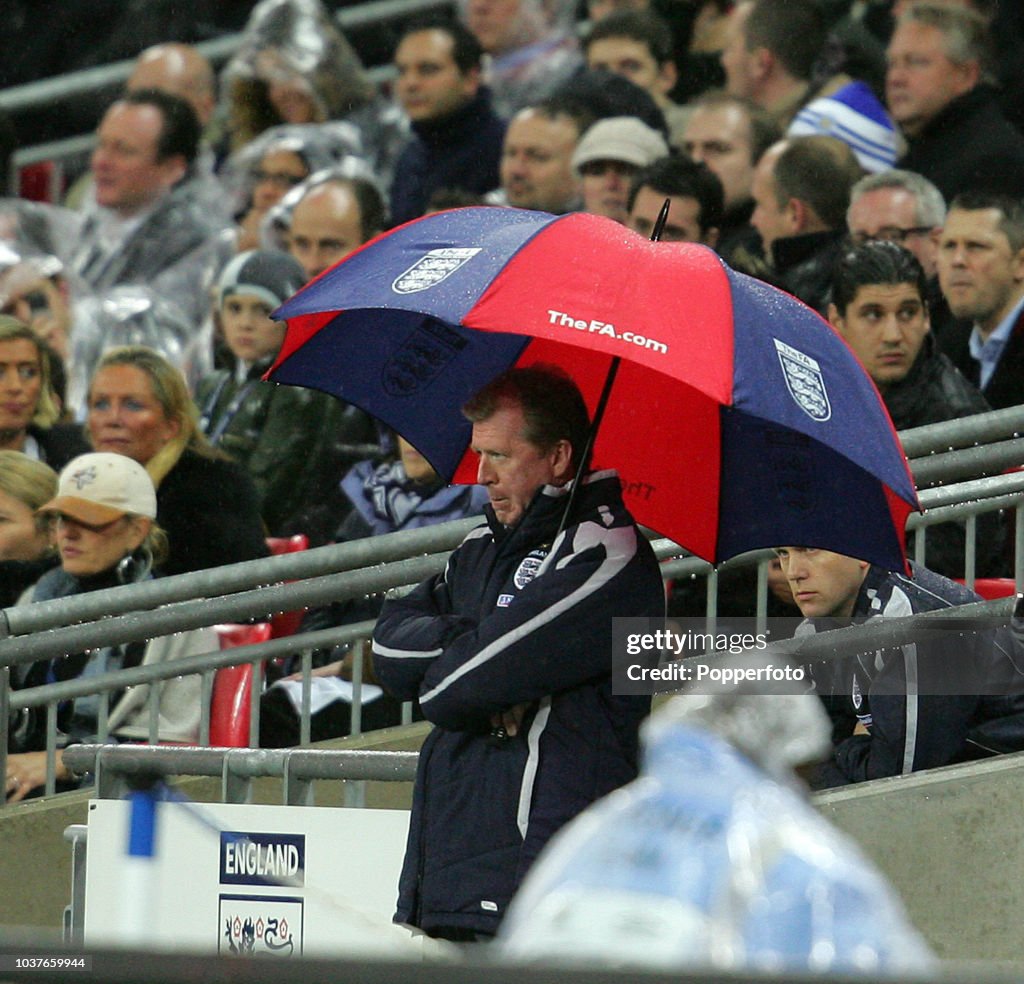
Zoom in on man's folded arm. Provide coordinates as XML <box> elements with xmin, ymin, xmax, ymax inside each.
<box><xmin>418</xmin><ymin>524</ymin><xmax>661</xmax><ymax>729</ymax></box>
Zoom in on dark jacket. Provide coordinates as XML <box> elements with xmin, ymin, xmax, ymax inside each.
<box><xmin>372</xmin><ymin>471</ymin><xmax>665</xmax><ymax>936</ymax></box>
<box><xmin>276</xmin><ymin>399</ymin><xmax>383</xmax><ymax>547</ymax></box>
<box><xmin>942</xmin><ymin>303</ymin><xmax>1024</xmax><ymax>413</ymax></box>
<box><xmin>883</xmin><ymin>334</ymin><xmax>989</xmax><ymax>431</ymax></box>
<box><xmin>0</xmin><ymin>555</ymin><xmax>58</xmax><ymax>610</ymax></box>
<box><xmin>770</xmin><ymin>229</ymin><xmax>847</xmax><ymax>316</ymax></box>
<box><xmin>388</xmin><ymin>89</ymin><xmax>506</xmax><ymax>227</ymax></box>
<box><xmin>27</xmin><ymin>422</ymin><xmax>90</xmax><ymax>471</ymax></box>
<box><xmin>715</xmin><ymin>199</ymin><xmax>761</xmax><ymax>271</ymax></box>
<box><xmin>925</xmin><ymin>275</ymin><xmax>970</xmax><ymax>362</ymax></box>
<box><xmin>807</xmin><ymin>562</ymin><xmax>1024</xmax><ymax>788</ymax></box>
<box><xmin>897</xmin><ymin>84</ymin><xmax>1024</xmax><ymax>202</ymax></box>
<box><xmin>195</xmin><ymin>360</ymin><xmax>342</xmax><ymax>536</ymax></box>
<box><xmin>156</xmin><ymin>448</ymin><xmax>269</xmax><ymax>577</ymax></box>
<box><xmin>883</xmin><ymin>336</ymin><xmax>1002</xmax><ymax>579</ymax></box>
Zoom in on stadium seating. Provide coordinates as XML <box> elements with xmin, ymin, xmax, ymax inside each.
<box><xmin>210</xmin><ymin>622</ymin><xmax>272</xmax><ymax>747</ymax></box>
<box><xmin>266</xmin><ymin>534</ymin><xmax>310</xmax><ymax>638</ymax></box>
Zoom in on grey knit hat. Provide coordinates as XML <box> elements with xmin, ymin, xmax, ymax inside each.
<box><xmin>217</xmin><ymin>249</ymin><xmax>306</xmax><ymax>311</ymax></box>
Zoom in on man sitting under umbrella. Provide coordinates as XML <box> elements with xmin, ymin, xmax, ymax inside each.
<box><xmin>372</xmin><ymin>365</ymin><xmax>665</xmax><ymax>941</ymax></box>
<box><xmin>775</xmin><ymin>545</ymin><xmax>1024</xmax><ymax>789</ymax></box>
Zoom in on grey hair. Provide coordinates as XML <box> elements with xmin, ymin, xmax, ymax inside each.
<box><xmin>898</xmin><ymin>2</ymin><xmax>995</xmax><ymax>83</ymax></box>
<box><xmin>848</xmin><ymin>169</ymin><xmax>947</xmax><ymax>229</ymax></box>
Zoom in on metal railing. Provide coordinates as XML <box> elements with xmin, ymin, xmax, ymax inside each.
<box><xmin>1</xmin><ymin>0</ymin><xmax>456</xmax><ymax>190</ymax></box>
<box><xmin>62</xmin><ymin>744</ymin><xmax>418</xmax><ymax>806</ymax></box>
<box><xmin>3</xmin><ymin>408</ymin><xmax>1024</xmax><ymax>801</ymax></box>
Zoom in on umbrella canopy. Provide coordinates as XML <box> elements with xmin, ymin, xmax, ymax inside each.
<box><xmin>269</xmin><ymin>206</ymin><xmax>919</xmax><ymax>570</ymax></box>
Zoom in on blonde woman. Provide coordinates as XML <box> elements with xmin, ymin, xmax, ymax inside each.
<box><xmin>0</xmin><ymin>452</ymin><xmax>59</xmax><ymax>608</ymax></box>
<box><xmin>0</xmin><ymin>317</ymin><xmax>88</xmax><ymax>467</ymax></box>
<box><xmin>85</xmin><ymin>346</ymin><xmax>267</xmax><ymax>576</ymax></box>
<box><xmin>5</xmin><ymin>453</ymin><xmax>217</xmax><ymax>803</ymax></box>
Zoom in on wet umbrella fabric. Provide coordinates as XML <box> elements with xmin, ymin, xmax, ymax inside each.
<box><xmin>268</xmin><ymin>207</ymin><xmax>918</xmax><ymax>570</ymax></box>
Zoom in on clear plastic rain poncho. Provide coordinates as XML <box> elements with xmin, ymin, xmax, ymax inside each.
<box><xmin>0</xmin><ymin>240</ymin><xmax>73</xmax><ymax>362</ymax></box>
<box><xmin>219</xmin><ymin>0</ymin><xmax>406</xmax><ymax>189</ymax></box>
<box><xmin>219</xmin><ymin>121</ymin><xmax>368</xmax><ymax>220</ymax></box>
<box><xmin>259</xmin><ymin>160</ymin><xmax>386</xmax><ymax>253</ymax></box>
<box><xmin>457</xmin><ymin>0</ymin><xmax>582</xmax><ymax>118</ymax></box>
<box><xmin>66</xmin><ymin>286</ymin><xmax>207</xmax><ymax>421</ymax></box>
<box><xmin>0</xmin><ymin>198</ymin><xmax>84</xmax><ymax>271</ymax></box>
<box><xmin>498</xmin><ymin>652</ymin><xmax>936</xmax><ymax>977</ymax></box>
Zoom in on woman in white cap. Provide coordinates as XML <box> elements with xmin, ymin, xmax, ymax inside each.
<box><xmin>4</xmin><ymin>452</ymin><xmax>216</xmax><ymax>803</ymax></box>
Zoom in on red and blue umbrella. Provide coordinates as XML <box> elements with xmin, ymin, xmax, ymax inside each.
<box><xmin>268</xmin><ymin>206</ymin><xmax>919</xmax><ymax>570</ymax></box>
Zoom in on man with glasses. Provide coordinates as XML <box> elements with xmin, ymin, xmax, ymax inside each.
<box><xmin>846</xmin><ymin>169</ymin><xmax>964</xmax><ymax>354</ymax></box>
<box><xmin>887</xmin><ymin>3</ymin><xmax>1024</xmax><ymax>200</ymax></box>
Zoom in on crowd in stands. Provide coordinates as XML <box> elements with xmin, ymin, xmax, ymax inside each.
<box><xmin>3</xmin><ymin>0</ymin><xmax>1024</xmax><ymax>801</ymax></box>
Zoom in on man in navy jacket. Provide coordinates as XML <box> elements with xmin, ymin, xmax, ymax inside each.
<box><xmin>775</xmin><ymin>546</ymin><xmax>1024</xmax><ymax>788</ymax></box>
<box><xmin>389</xmin><ymin>16</ymin><xmax>506</xmax><ymax>226</ymax></box>
<box><xmin>372</xmin><ymin>367</ymin><xmax>665</xmax><ymax>939</ymax></box>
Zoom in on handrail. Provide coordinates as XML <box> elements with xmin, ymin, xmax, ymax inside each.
<box><xmin>0</xmin><ymin>0</ymin><xmax>453</xmax><ymax>116</ymax></box>
<box><xmin>908</xmin><ymin>438</ymin><xmax>1024</xmax><ymax>487</ymax></box>
<box><xmin>62</xmin><ymin>744</ymin><xmax>419</xmax><ymax>785</ymax></box>
<box><xmin>6</xmin><ymin>622</ymin><xmax>375</xmax><ymax>711</ymax></box>
<box><xmin>900</xmin><ymin>404</ymin><xmax>1024</xmax><ymax>458</ymax></box>
<box><xmin>3</xmin><ymin>0</ymin><xmax>453</xmax><ymax>188</ymax></box>
<box><xmin>0</xmin><ymin>516</ymin><xmax>482</xmax><ymax>640</ymax></box>
<box><xmin>4</xmin><ymin>466</ymin><xmax>1021</xmax><ymax>664</ymax></box>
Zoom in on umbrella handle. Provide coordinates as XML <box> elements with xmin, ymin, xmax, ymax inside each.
<box><xmin>554</xmin><ymin>202</ymin><xmax>669</xmax><ymax>537</ymax></box>
<box><xmin>556</xmin><ymin>356</ymin><xmax>621</xmax><ymax>538</ymax></box>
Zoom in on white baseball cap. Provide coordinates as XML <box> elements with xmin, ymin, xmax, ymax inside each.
<box><xmin>572</xmin><ymin>116</ymin><xmax>669</xmax><ymax>173</ymax></box>
<box><xmin>39</xmin><ymin>453</ymin><xmax>157</xmax><ymax>525</ymax></box>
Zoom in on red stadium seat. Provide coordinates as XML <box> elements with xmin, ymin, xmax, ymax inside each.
<box><xmin>954</xmin><ymin>578</ymin><xmax>1018</xmax><ymax>600</ymax></box>
<box><xmin>963</xmin><ymin>578</ymin><xmax>1019</xmax><ymax>600</ymax></box>
<box><xmin>211</xmin><ymin>622</ymin><xmax>272</xmax><ymax>747</ymax></box>
<box><xmin>266</xmin><ymin>534</ymin><xmax>310</xmax><ymax>638</ymax></box>
<box><xmin>18</xmin><ymin>160</ymin><xmax>63</xmax><ymax>203</ymax></box>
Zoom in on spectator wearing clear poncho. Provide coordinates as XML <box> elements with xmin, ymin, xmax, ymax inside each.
<box><xmin>65</xmin><ymin>286</ymin><xmax>205</xmax><ymax>423</ymax></box>
<box><xmin>460</xmin><ymin>0</ymin><xmax>583</xmax><ymax>119</ymax></box>
<box><xmin>219</xmin><ymin>122</ymin><xmax>367</xmax><ymax>253</ymax></box>
<box><xmin>67</xmin><ymin>89</ymin><xmax>230</xmax><ymax>328</ymax></box>
<box><xmin>499</xmin><ymin>652</ymin><xmax>936</xmax><ymax>976</ymax></box>
<box><xmin>220</xmin><ymin>0</ymin><xmax>407</xmax><ymax>193</ymax></box>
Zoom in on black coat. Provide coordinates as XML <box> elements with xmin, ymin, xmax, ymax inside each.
<box><xmin>28</xmin><ymin>422</ymin><xmax>90</xmax><ymax>471</ymax></box>
<box><xmin>897</xmin><ymin>84</ymin><xmax>1024</xmax><ymax>202</ymax></box>
<box><xmin>883</xmin><ymin>336</ymin><xmax>1003</xmax><ymax>579</ymax></box>
<box><xmin>373</xmin><ymin>472</ymin><xmax>664</xmax><ymax>936</ymax></box>
<box><xmin>769</xmin><ymin>229</ymin><xmax>847</xmax><ymax>316</ymax></box>
<box><xmin>155</xmin><ymin>448</ymin><xmax>268</xmax><ymax>577</ymax></box>
<box><xmin>883</xmin><ymin>334</ymin><xmax>989</xmax><ymax>431</ymax></box>
<box><xmin>943</xmin><ymin>302</ymin><xmax>1024</xmax><ymax>412</ymax></box>
<box><xmin>388</xmin><ymin>89</ymin><xmax>506</xmax><ymax>227</ymax></box>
